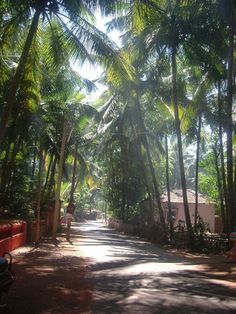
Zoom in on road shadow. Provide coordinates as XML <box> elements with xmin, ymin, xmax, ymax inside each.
<box><xmin>1</xmin><ymin>230</ymin><xmax>92</xmax><ymax>314</ymax></box>
<box><xmin>77</xmin><ymin>221</ymin><xmax>236</xmax><ymax>314</ymax></box>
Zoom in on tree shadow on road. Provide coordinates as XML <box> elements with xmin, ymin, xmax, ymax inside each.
<box><xmin>77</xmin><ymin>222</ymin><xmax>236</xmax><ymax>314</ymax></box>
<box><xmin>1</xmin><ymin>232</ymin><xmax>92</xmax><ymax>314</ymax></box>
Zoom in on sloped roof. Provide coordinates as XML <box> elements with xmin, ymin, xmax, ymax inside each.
<box><xmin>161</xmin><ymin>189</ymin><xmax>209</xmax><ymax>204</ymax></box>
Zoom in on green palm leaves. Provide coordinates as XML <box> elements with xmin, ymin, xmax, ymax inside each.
<box><xmin>0</xmin><ymin>0</ymin><xmax>134</xmax><ymax>143</ymax></box>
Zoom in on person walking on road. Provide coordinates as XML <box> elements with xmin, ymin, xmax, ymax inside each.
<box><xmin>65</xmin><ymin>202</ymin><xmax>75</xmax><ymax>242</ymax></box>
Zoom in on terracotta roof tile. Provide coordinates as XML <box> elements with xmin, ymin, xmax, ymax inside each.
<box><xmin>161</xmin><ymin>189</ymin><xmax>209</xmax><ymax>204</ymax></box>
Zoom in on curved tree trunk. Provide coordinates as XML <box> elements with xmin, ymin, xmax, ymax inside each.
<box><xmin>0</xmin><ymin>9</ymin><xmax>41</xmax><ymax>144</ymax></box>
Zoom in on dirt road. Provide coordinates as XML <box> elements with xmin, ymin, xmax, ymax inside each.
<box><xmin>1</xmin><ymin>221</ymin><xmax>236</xmax><ymax>313</ymax></box>
<box><xmin>77</xmin><ymin>221</ymin><xmax>236</xmax><ymax>313</ymax></box>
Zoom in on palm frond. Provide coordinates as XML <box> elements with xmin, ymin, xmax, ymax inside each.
<box><xmin>57</xmin><ymin>10</ymin><xmax>135</xmax><ymax>82</ymax></box>
<box><xmin>43</xmin><ymin>17</ymin><xmax>69</xmax><ymax>68</ymax></box>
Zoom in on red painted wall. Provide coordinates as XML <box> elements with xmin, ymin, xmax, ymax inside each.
<box><xmin>0</xmin><ymin>221</ymin><xmax>27</xmax><ymax>256</ymax></box>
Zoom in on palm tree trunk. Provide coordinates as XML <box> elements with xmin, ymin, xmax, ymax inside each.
<box><xmin>234</xmin><ymin>162</ymin><xmax>236</xmax><ymax>201</ymax></box>
<box><xmin>137</xmin><ymin>140</ymin><xmax>154</xmax><ymax>212</ymax></box>
<box><xmin>218</xmin><ymin>81</ymin><xmax>229</xmax><ymax>231</ymax></box>
<box><xmin>118</xmin><ymin>121</ymin><xmax>128</xmax><ymax>223</ymax></box>
<box><xmin>0</xmin><ymin>9</ymin><xmax>41</xmax><ymax>144</ymax></box>
<box><xmin>30</xmin><ymin>142</ymin><xmax>38</xmax><ymax>191</ymax></box>
<box><xmin>213</xmin><ymin>143</ymin><xmax>226</xmax><ymax>231</ymax></box>
<box><xmin>129</xmin><ymin>115</ymin><xmax>154</xmax><ymax>212</ymax></box>
<box><xmin>46</xmin><ymin>155</ymin><xmax>57</xmax><ymax>200</ymax></box>
<box><xmin>4</xmin><ymin>135</ymin><xmax>22</xmax><ymax>199</ymax></box>
<box><xmin>171</xmin><ymin>46</ymin><xmax>193</xmax><ymax>244</ymax></box>
<box><xmin>165</xmin><ymin>135</ymin><xmax>173</xmax><ymax>241</ymax></box>
<box><xmin>69</xmin><ymin>140</ymin><xmax>78</xmax><ymax>204</ymax></box>
<box><xmin>52</xmin><ymin>118</ymin><xmax>68</xmax><ymax>241</ymax></box>
<box><xmin>42</xmin><ymin>152</ymin><xmax>54</xmax><ymax>200</ymax></box>
<box><xmin>135</xmin><ymin>97</ymin><xmax>167</xmax><ymax>243</ymax></box>
<box><xmin>0</xmin><ymin>138</ymin><xmax>11</xmax><ymax>192</ymax></box>
<box><xmin>104</xmin><ymin>202</ymin><xmax>107</xmax><ymax>223</ymax></box>
<box><xmin>121</xmin><ymin>145</ymin><xmax>128</xmax><ymax>223</ymax></box>
<box><xmin>194</xmin><ymin>114</ymin><xmax>202</xmax><ymax>226</ymax></box>
<box><xmin>226</xmin><ymin>11</ymin><xmax>235</xmax><ymax>230</ymax></box>
<box><xmin>35</xmin><ymin>145</ymin><xmax>44</xmax><ymax>246</ymax></box>
<box><xmin>0</xmin><ymin>115</ymin><xmax>19</xmax><ymax>193</ymax></box>
<box><xmin>0</xmin><ymin>140</ymin><xmax>12</xmax><ymax>208</ymax></box>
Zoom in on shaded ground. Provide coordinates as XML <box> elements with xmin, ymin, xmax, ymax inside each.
<box><xmin>1</xmin><ymin>221</ymin><xmax>236</xmax><ymax>313</ymax></box>
<box><xmin>0</xmin><ymin>227</ymin><xmax>92</xmax><ymax>314</ymax></box>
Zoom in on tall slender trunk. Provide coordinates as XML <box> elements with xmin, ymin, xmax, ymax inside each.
<box><xmin>226</xmin><ymin>10</ymin><xmax>235</xmax><ymax>230</ymax></box>
<box><xmin>137</xmin><ymin>140</ymin><xmax>154</xmax><ymax>212</ymax></box>
<box><xmin>35</xmin><ymin>145</ymin><xmax>44</xmax><ymax>246</ymax></box>
<box><xmin>69</xmin><ymin>141</ymin><xmax>78</xmax><ymax>204</ymax></box>
<box><xmin>194</xmin><ymin>114</ymin><xmax>202</xmax><ymax>225</ymax></box>
<box><xmin>104</xmin><ymin>202</ymin><xmax>107</xmax><ymax>223</ymax></box>
<box><xmin>30</xmin><ymin>142</ymin><xmax>38</xmax><ymax>191</ymax></box>
<box><xmin>42</xmin><ymin>152</ymin><xmax>54</xmax><ymax>200</ymax></box>
<box><xmin>213</xmin><ymin>144</ymin><xmax>226</xmax><ymax>231</ymax></box>
<box><xmin>46</xmin><ymin>155</ymin><xmax>57</xmax><ymax>200</ymax></box>
<box><xmin>129</xmin><ymin>115</ymin><xmax>154</xmax><ymax>212</ymax></box>
<box><xmin>165</xmin><ymin>135</ymin><xmax>173</xmax><ymax>241</ymax></box>
<box><xmin>171</xmin><ymin>46</ymin><xmax>193</xmax><ymax>243</ymax></box>
<box><xmin>218</xmin><ymin>81</ymin><xmax>229</xmax><ymax>231</ymax></box>
<box><xmin>0</xmin><ymin>139</ymin><xmax>11</xmax><ymax>192</ymax></box>
<box><xmin>234</xmin><ymin>163</ymin><xmax>236</xmax><ymax>201</ymax></box>
<box><xmin>118</xmin><ymin>121</ymin><xmax>128</xmax><ymax>223</ymax></box>
<box><xmin>0</xmin><ymin>139</ymin><xmax>13</xmax><ymax>208</ymax></box>
<box><xmin>0</xmin><ymin>9</ymin><xmax>41</xmax><ymax>144</ymax></box>
<box><xmin>4</xmin><ymin>135</ymin><xmax>22</xmax><ymax>198</ymax></box>
<box><xmin>52</xmin><ymin>118</ymin><xmax>69</xmax><ymax>241</ymax></box>
<box><xmin>135</xmin><ymin>97</ymin><xmax>167</xmax><ymax>242</ymax></box>
<box><xmin>0</xmin><ymin>115</ymin><xmax>19</xmax><ymax>193</ymax></box>
<box><xmin>121</xmin><ymin>143</ymin><xmax>128</xmax><ymax>223</ymax></box>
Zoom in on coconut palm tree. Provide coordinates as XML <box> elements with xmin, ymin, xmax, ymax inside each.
<box><xmin>0</xmin><ymin>0</ymin><xmax>133</xmax><ymax>144</ymax></box>
<box><xmin>114</xmin><ymin>0</ymin><xmax>194</xmax><ymax>243</ymax></box>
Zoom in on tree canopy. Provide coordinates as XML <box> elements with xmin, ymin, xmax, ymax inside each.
<box><xmin>0</xmin><ymin>0</ymin><xmax>235</xmax><ymax>248</ymax></box>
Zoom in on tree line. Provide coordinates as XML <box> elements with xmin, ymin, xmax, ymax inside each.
<box><xmin>0</xmin><ymin>0</ymin><xmax>235</xmax><ymax>247</ymax></box>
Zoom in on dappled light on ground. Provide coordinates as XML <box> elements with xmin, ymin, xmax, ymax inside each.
<box><xmin>78</xmin><ymin>221</ymin><xmax>236</xmax><ymax>314</ymax></box>
<box><xmin>1</xmin><ymin>228</ymin><xmax>92</xmax><ymax>314</ymax></box>
<box><xmin>1</xmin><ymin>221</ymin><xmax>236</xmax><ymax>313</ymax></box>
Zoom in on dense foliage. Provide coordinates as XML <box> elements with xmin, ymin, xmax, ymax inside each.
<box><xmin>0</xmin><ymin>0</ymin><xmax>235</xmax><ymax>247</ymax></box>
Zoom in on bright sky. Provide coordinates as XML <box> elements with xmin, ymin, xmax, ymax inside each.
<box><xmin>72</xmin><ymin>12</ymin><xmax>122</xmax><ymax>102</ymax></box>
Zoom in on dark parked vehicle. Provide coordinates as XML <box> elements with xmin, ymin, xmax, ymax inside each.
<box><xmin>0</xmin><ymin>253</ymin><xmax>14</xmax><ymax>298</ymax></box>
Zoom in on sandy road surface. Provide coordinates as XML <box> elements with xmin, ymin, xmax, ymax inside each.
<box><xmin>78</xmin><ymin>221</ymin><xmax>236</xmax><ymax>314</ymax></box>
<box><xmin>1</xmin><ymin>221</ymin><xmax>236</xmax><ymax>313</ymax></box>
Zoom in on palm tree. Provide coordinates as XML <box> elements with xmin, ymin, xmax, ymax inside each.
<box><xmin>119</xmin><ymin>0</ymin><xmax>195</xmax><ymax>243</ymax></box>
<box><xmin>96</xmin><ymin>64</ymin><xmax>168</xmax><ymax>240</ymax></box>
<box><xmin>52</xmin><ymin>114</ymin><xmax>69</xmax><ymax>241</ymax></box>
<box><xmin>224</xmin><ymin>0</ymin><xmax>236</xmax><ymax>230</ymax></box>
<box><xmin>0</xmin><ymin>0</ymin><xmax>133</xmax><ymax>144</ymax></box>
<box><xmin>184</xmin><ymin>0</ymin><xmax>235</xmax><ymax>230</ymax></box>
